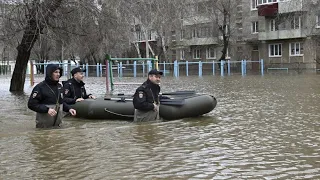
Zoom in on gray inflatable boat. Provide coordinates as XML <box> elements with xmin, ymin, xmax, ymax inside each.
<box><xmin>70</xmin><ymin>91</ymin><xmax>217</xmax><ymax>121</ymax></box>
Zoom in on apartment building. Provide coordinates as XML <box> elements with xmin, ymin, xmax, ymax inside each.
<box><xmin>174</xmin><ymin>0</ymin><xmax>320</xmax><ymax>70</ymax></box>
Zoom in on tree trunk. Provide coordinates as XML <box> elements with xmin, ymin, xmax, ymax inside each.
<box><xmin>133</xmin><ymin>43</ymin><xmax>142</xmax><ymax>58</ymax></box>
<box><xmin>9</xmin><ymin>0</ymin><xmax>63</xmax><ymax>92</ymax></box>
<box><xmin>219</xmin><ymin>8</ymin><xmax>229</xmax><ymax>62</ymax></box>
<box><xmin>9</xmin><ymin>49</ymin><xmax>31</xmax><ymax>91</ymax></box>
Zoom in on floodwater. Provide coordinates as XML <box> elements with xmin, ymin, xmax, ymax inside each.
<box><xmin>0</xmin><ymin>73</ymin><xmax>319</xmax><ymax>179</ymax></box>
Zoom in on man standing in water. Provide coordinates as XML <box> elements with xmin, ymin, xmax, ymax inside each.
<box><xmin>28</xmin><ymin>64</ymin><xmax>77</xmax><ymax>128</ymax></box>
<box><xmin>133</xmin><ymin>69</ymin><xmax>163</xmax><ymax>122</ymax></box>
<box><xmin>63</xmin><ymin>67</ymin><xmax>95</xmax><ymax>105</ymax></box>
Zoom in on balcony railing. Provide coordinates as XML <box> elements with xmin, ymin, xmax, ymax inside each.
<box><xmin>258</xmin><ymin>29</ymin><xmax>306</xmax><ymax>40</ymax></box>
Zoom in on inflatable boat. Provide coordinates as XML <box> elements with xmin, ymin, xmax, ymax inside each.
<box><xmin>70</xmin><ymin>91</ymin><xmax>217</xmax><ymax>121</ymax></box>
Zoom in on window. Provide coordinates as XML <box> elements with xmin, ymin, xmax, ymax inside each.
<box><xmin>257</xmin><ymin>0</ymin><xmax>277</xmax><ymax>6</ymax></box>
<box><xmin>237</xmin><ymin>5</ymin><xmax>242</xmax><ymax>12</ymax></box>
<box><xmin>171</xmin><ymin>30</ymin><xmax>176</xmax><ymax>41</ymax></box>
<box><xmin>148</xmin><ymin>31</ymin><xmax>152</xmax><ymax>40</ymax></box>
<box><xmin>270</xmin><ymin>19</ymin><xmax>278</xmax><ymax>31</ymax></box>
<box><xmin>192</xmin><ymin>28</ymin><xmax>197</xmax><ymax>38</ymax></box>
<box><xmin>251</xmin><ymin>0</ymin><xmax>257</xmax><ymax>10</ymax></box>
<box><xmin>180</xmin><ymin>50</ymin><xmax>185</xmax><ymax>60</ymax></box>
<box><xmin>206</xmin><ymin>47</ymin><xmax>216</xmax><ymax>59</ymax></box>
<box><xmin>193</xmin><ymin>49</ymin><xmax>201</xmax><ymax>59</ymax></box>
<box><xmin>226</xmin><ymin>48</ymin><xmax>230</xmax><ymax>59</ymax></box>
<box><xmin>200</xmin><ymin>27</ymin><xmax>210</xmax><ymax>38</ymax></box>
<box><xmin>255</xmin><ymin>0</ymin><xmax>288</xmax><ymax>6</ymax></box>
<box><xmin>252</xmin><ymin>21</ymin><xmax>259</xmax><ymax>33</ymax></box>
<box><xmin>291</xmin><ymin>16</ymin><xmax>300</xmax><ymax>29</ymax></box>
<box><xmin>269</xmin><ymin>44</ymin><xmax>282</xmax><ymax>57</ymax></box>
<box><xmin>316</xmin><ymin>14</ymin><xmax>320</xmax><ymax>28</ymax></box>
<box><xmin>290</xmin><ymin>42</ymin><xmax>303</xmax><ymax>56</ymax></box>
<box><xmin>236</xmin><ymin>22</ymin><xmax>243</xmax><ymax>29</ymax></box>
<box><xmin>180</xmin><ymin>30</ymin><xmax>185</xmax><ymax>39</ymax></box>
<box><xmin>136</xmin><ymin>32</ymin><xmax>142</xmax><ymax>41</ymax></box>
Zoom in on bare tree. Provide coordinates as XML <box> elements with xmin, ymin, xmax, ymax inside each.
<box><xmin>1</xmin><ymin>0</ymin><xmax>64</xmax><ymax>92</ymax></box>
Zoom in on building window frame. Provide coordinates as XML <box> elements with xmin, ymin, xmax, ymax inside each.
<box><xmin>291</xmin><ymin>16</ymin><xmax>301</xmax><ymax>29</ymax></box>
<box><xmin>206</xmin><ymin>47</ymin><xmax>216</xmax><ymax>59</ymax></box>
<box><xmin>290</xmin><ymin>42</ymin><xmax>304</xmax><ymax>56</ymax></box>
<box><xmin>316</xmin><ymin>14</ymin><xmax>320</xmax><ymax>28</ymax></box>
<box><xmin>180</xmin><ymin>49</ymin><xmax>185</xmax><ymax>60</ymax></box>
<box><xmin>269</xmin><ymin>43</ymin><xmax>282</xmax><ymax>57</ymax></box>
<box><xmin>193</xmin><ymin>48</ymin><xmax>201</xmax><ymax>59</ymax></box>
<box><xmin>251</xmin><ymin>0</ymin><xmax>257</xmax><ymax>10</ymax></box>
<box><xmin>252</xmin><ymin>21</ymin><xmax>259</xmax><ymax>33</ymax></box>
<box><xmin>270</xmin><ymin>19</ymin><xmax>279</xmax><ymax>31</ymax></box>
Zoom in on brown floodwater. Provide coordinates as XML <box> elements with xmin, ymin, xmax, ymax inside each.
<box><xmin>0</xmin><ymin>73</ymin><xmax>319</xmax><ymax>179</ymax></box>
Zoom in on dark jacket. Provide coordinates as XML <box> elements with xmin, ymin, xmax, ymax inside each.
<box><xmin>28</xmin><ymin>64</ymin><xmax>71</xmax><ymax>113</ymax></box>
<box><xmin>63</xmin><ymin>78</ymin><xmax>91</xmax><ymax>104</ymax></box>
<box><xmin>133</xmin><ymin>79</ymin><xmax>160</xmax><ymax>111</ymax></box>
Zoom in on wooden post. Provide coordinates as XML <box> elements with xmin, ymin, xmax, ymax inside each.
<box><xmin>30</xmin><ymin>61</ymin><xmax>34</xmax><ymax>86</ymax></box>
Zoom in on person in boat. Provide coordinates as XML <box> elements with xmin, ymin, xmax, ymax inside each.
<box><xmin>63</xmin><ymin>67</ymin><xmax>96</xmax><ymax>105</ymax></box>
<box><xmin>133</xmin><ymin>69</ymin><xmax>163</xmax><ymax>122</ymax></box>
<box><xmin>28</xmin><ymin>64</ymin><xmax>77</xmax><ymax>128</ymax></box>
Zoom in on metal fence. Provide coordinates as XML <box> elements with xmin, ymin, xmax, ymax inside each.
<box><xmin>30</xmin><ymin>59</ymin><xmax>265</xmax><ymax>78</ymax></box>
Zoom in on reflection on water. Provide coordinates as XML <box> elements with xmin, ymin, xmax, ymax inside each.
<box><xmin>0</xmin><ymin>74</ymin><xmax>320</xmax><ymax>179</ymax></box>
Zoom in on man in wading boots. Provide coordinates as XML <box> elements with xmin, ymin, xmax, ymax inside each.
<box><xmin>63</xmin><ymin>67</ymin><xmax>96</xmax><ymax>105</ymax></box>
<box><xmin>28</xmin><ymin>64</ymin><xmax>77</xmax><ymax>128</ymax></box>
<box><xmin>133</xmin><ymin>69</ymin><xmax>163</xmax><ymax>122</ymax></box>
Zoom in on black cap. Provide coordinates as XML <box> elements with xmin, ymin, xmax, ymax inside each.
<box><xmin>71</xmin><ymin>67</ymin><xmax>86</xmax><ymax>76</ymax></box>
<box><xmin>148</xmin><ymin>69</ymin><xmax>163</xmax><ymax>76</ymax></box>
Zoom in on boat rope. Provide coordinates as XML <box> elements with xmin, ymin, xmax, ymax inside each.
<box><xmin>104</xmin><ymin>108</ymin><xmax>134</xmax><ymax>118</ymax></box>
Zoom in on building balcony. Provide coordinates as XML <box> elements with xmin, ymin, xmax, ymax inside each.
<box><xmin>179</xmin><ymin>37</ymin><xmax>218</xmax><ymax>46</ymax></box>
<box><xmin>183</xmin><ymin>15</ymin><xmax>211</xmax><ymax>26</ymax></box>
<box><xmin>258</xmin><ymin>3</ymin><xmax>278</xmax><ymax>17</ymax></box>
<box><xmin>258</xmin><ymin>29</ymin><xmax>306</xmax><ymax>40</ymax></box>
<box><xmin>278</xmin><ymin>0</ymin><xmax>304</xmax><ymax>14</ymax></box>
<box><xmin>258</xmin><ymin>0</ymin><xmax>306</xmax><ymax>16</ymax></box>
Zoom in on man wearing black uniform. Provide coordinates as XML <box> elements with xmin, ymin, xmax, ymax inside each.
<box><xmin>133</xmin><ymin>69</ymin><xmax>163</xmax><ymax>122</ymax></box>
<box><xmin>63</xmin><ymin>67</ymin><xmax>95</xmax><ymax>105</ymax></box>
<box><xmin>28</xmin><ymin>64</ymin><xmax>77</xmax><ymax>128</ymax></box>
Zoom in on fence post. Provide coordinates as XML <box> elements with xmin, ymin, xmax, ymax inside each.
<box><xmin>119</xmin><ymin>62</ymin><xmax>123</xmax><ymax>77</ymax></box>
<box><xmin>106</xmin><ymin>60</ymin><xmax>109</xmax><ymax>93</ymax></box>
<box><xmin>213</xmin><ymin>61</ymin><xmax>215</xmax><ymax>75</ymax></box>
<box><xmin>261</xmin><ymin>59</ymin><xmax>264</xmax><ymax>75</ymax></box>
<box><xmin>163</xmin><ymin>61</ymin><xmax>166</xmax><ymax>77</ymax></box>
<box><xmin>82</xmin><ymin>64</ymin><xmax>85</xmax><ymax>76</ymax></box>
<box><xmin>44</xmin><ymin>63</ymin><xmax>47</xmax><ymax>76</ymax></box>
<box><xmin>199</xmin><ymin>61</ymin><xmax>202</xmax><ymax>77</ymax></box>
<box><xmin>245</xmin><ymin>60</ymin><xmax>247</xmax><ymax>74</ymax></box>
<box><xmin>220</xmin><ymin>60</ymin><xmax>224</xmax><ymax>76</ymax></box>
<box><xmin>228</xmin><ymin>60</ymin><xmax>231</xmax><ymax>75</ymax></box>
<box><xmin>142</xmin><ymin>61</ymin><xmax>145</xmax><ymax>77</ymax></box>
<box><xmin>147</xmin><ymin>61</ymin><xmax>152</xmax><ymax>72</ymax></box>
<box><xmin>99</xmin><ymin>63</ymin><xmax>102</xmax><ymax>77</ymax></box>
<box><xmin>96</xmin><ymin>63</ymin><xmax>99</xmax><ymax>77</ymax></box>
<box><xmin>241</xmin><ymin>60</ymin><xmax>245</xmax><ymax>76</ymax></box>
<box><xmin>174</xmin><ymin>60</ymin><xmax>178</xmax><ymax>77</ymax></box>
<box><xmin>177</xmin><ymin>60</ymin><xmax>180</xmax><ymax>77</ymax></box>
<box><xmin>85</xmin><ymin>63</ymin><xmax>88</xmax><ymax>77</ymax></box>
<box><xmin>133</xmin><ymin>61</ymin><xmax>137</xmax><ymax>77</ymax></box>
<box><xmin>186</xmin><ymin>61</ymin><xmax>189</xmax><ymax>76</ymax></box>
<box><xmin>117</xmin><ymin>63</ymin><xmax>120</xmax><ymax>77</ymax></box>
